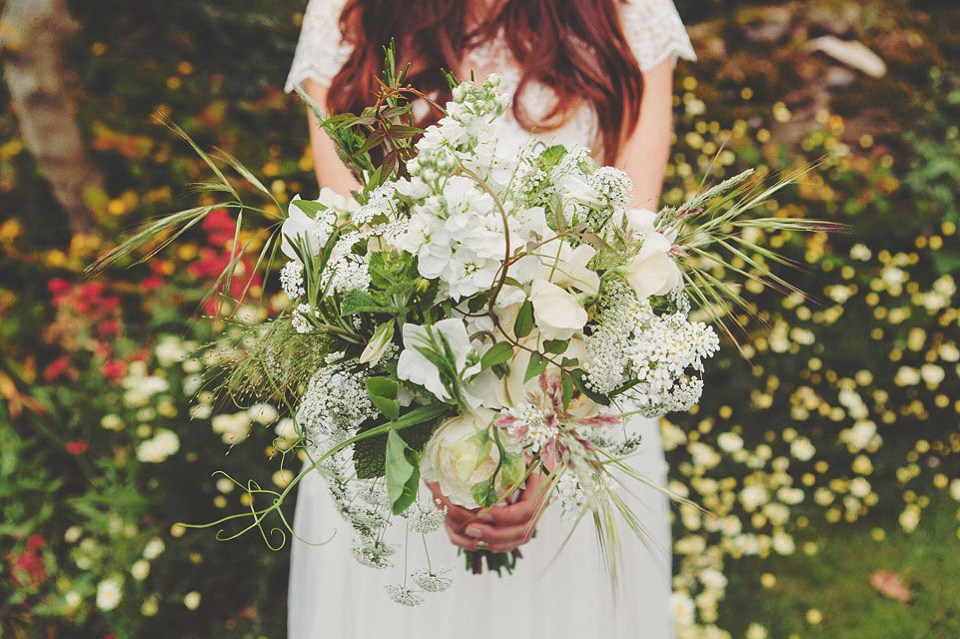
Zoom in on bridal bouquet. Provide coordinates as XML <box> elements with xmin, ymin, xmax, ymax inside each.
<box><xmin>95</xmin><ymin>58</ymin><xmax>836</xmax><ymax>605</ymax></box>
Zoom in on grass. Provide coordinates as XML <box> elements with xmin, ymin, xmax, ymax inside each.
<box><xmin>720</xmin><ymin>493</ymin><xmax>960</xmax><ymax>638</ymax></box>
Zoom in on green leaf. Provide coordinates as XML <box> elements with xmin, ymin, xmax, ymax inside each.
<box><xmin>524</xmin><ymin>352</ymin><xmax>549</xmax><ymax>383</ymax></box>
<box><xmin>569</xmin><ymin>369</ymin><xmax>610</xmax><ymax>406</ymax></box>
<box><xmin>366</xmin><ymin>377</ymin><xmax>400</xmax><ymax>421</ymax></box>
<box><xmin>480</xmin><ymin>342</ymin><xmax>514</xmax><ymax>370</ymax></box>
<box><xmin>561</xmin><ymin>371</ymin><xmax>574</xmax><ymax>410</ymax></box>
<box><xmin>466</xmin><ymin>294</ymin><xmax>487</xmax><ymax>314</ymax></box>
<box><xmin>514</xmin><ymin>299</ymin><xmax>533</xmax><ymax>338</ymax></box>
<box><xmin>340</xmin><ymin>289</ymin><xmax>403</xmax><ymax>315</ymax></box>
<box><xmin>537</xmin><ymin>144</ymin><xmax>567</xmax><ymax>170</ymax></box>
<box><xmin>470</xmin><ymin>478</ymin><xmax>499</xmax><ymax>508</ymax></box>
<box><xmin>542</xmin><ymin>339</ymin><xmax>568</xmax><ymax>354</ymax></box>
<box><xmin>291</xmin><ymin>199</ymin><xmax>329</xmax><ymax>217</ymax></box>
<box><xmin>353</xmin><ymin>415</ymin><xmax>437</xmax><ymax>479</ymax></box>
<box><xmin>386</xmin><ymin>430</ymin><xmax>420</xmax><ymax>515</ymax></box>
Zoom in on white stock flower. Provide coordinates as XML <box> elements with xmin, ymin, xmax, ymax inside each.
<box><xmin>530</xmin><ymin>279</ymin><xmax>587</xmax><ymax>341</ymax></box>
<box><xmin>624</xmin><ymin>232</ymin><xmax>681</xmax><ymax>301</ymax></box>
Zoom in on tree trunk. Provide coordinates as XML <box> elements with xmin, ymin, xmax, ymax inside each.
<box><xmin>1</xmin><ymin>0</ymin><xmax>104</xmax><ymax>235</ymax></box>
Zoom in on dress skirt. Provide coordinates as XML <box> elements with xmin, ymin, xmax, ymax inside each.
<box><xmin>288</xmin><ymin>416</ymin><xmax>674</xmax><ymax>639</ymax></box>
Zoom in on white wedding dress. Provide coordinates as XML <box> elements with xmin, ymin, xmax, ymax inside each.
<box><xmin>285</xmin><ymin>2</ymin><xmax>695</xmax><ymax>637</ymax></box>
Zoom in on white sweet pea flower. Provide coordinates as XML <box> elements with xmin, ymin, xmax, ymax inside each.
<box><xmin>624</xmin><ymin>208</ymin><xmax>657</xmax><ymax>235</ymax></box>
<box><xmin>530</xmin><ymin>279</ymin><xmax>588</xmax><ymax>341</ymax></box>
<box><xmin>396</xmin><ymin>319</ymin><xmax>481</xmax><ymax>405</ymax></box>
<box><xmin>537</xmin><ymin>242</ymin><xmax>600</xmax><ymax>295</ymax></box>
<box><xmin>280</xmin><ymin>195</ymin><xmax>334</xmax><ymax>262</ymax></box>
<box><xmin>624</xmin><ymin>232</ymin><xmax>682</xmax><ymax>301</ymax></box>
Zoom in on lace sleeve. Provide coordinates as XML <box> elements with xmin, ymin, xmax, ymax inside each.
<box><xmin>619</xmin><ymin>0</ymin><xmax>696</xmax><ymax>72</ymax></box>
<box><xmin>285</xmin><ymin>0</ymin><xmax>353</xmax><ymax>93</ymax></box>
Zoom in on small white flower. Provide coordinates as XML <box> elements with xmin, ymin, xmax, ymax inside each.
<box><xmin>96</xmin><ymin>575</ymin><xmax>123</xmax><ymax>611</ymax></box>
<box><xmin>135</xmin><ymin>429</ymin><xmax>180</xmax><ymax>463</ymax></box>
<box><xmin>790</xmin><ymin>437</ymin><xmax>816</xmax><ymax>461</ymax></box>
<box><xmin>247</xmin><ymin>403</ymin><xmax>278</xmax><ymax>425</ymax></box>
<box><xmin>130</xmin><ymin>559</ymin><xmax>150</xmax><ymax>581</ymax></box>
<box><xmin>396</xmin><ymin>319</ymin><xmax>481</xmax><ymax>405</ymax></box>
<box><xmin>143</xmin><ymin>537</ymin><xmax>165</xmax><ymax>560</ymax></box>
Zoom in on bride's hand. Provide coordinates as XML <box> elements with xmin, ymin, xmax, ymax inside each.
<box><xmin>425</xmin><ymin>472</ymin><xmax>551</xmax><ymax>553</ymax></box>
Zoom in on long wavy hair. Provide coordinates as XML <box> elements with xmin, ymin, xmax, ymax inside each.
<box><xmin>327</xmin><ymin>0</ymin><xmax>644</xmax><ymax>164</ymax></box>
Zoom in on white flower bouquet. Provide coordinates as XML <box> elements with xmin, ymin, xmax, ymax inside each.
<box><xmin>94</xmin><ymin>54</ymin><xmax>838</xmax><ymax>604</ymax></box>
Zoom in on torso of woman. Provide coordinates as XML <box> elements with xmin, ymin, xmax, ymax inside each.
<box><xmin>286</xmin><ymin>2</ymin><xmax>695</xmax><ymax>637</ymax></box>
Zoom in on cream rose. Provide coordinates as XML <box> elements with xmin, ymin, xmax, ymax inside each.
<box><xmin>420</xmin><ymin>409</ymin><xmax>524</xmax><ymax>508</ymax></box>
<box><xmin>624</xmin><ymin>231</ymin><xmax>682</xmax><ymax>301</ymax></box>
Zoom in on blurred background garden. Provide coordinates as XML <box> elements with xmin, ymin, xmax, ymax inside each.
<box><xmin>1</xmin><ymin>0</ymin><xmax>958</xmax><ymax>637</ymax></box>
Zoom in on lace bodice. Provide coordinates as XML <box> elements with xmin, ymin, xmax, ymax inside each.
<box><xmin>286</xmin><ymin>0</ymin><xmax>695</xmax><ymax>150</ymax></box>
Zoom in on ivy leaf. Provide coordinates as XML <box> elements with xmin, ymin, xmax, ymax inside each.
<box><xmin>514</xmin><ymin>299</ymin><xmax>533</xmax><ymax>338</ymax></box>
<box><xmin>524</xmin><ymin>352</ymin><xmax>548</xmax><ymax>383</ymax></box>
<box><xmin>480</xmin><ymin>342</ymin><xmax>514</xmax><ymax>370</ymax></box>
<box><xmin>385</xmin><ymin>430</ymin><xmax>419</xmax><ymax>515</ymax></box>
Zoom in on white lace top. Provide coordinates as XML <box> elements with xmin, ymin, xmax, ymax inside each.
<box><xmin>286</xmin><ymin>0</ymin><xmax>695</xmax><ymax>149</ymax></box>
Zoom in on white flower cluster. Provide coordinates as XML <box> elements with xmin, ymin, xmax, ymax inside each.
<box><xmin>584</xmin><ymin>283</ymin><xmax>719</xmax><ymax>415</ymax></box>
<box><xmin>296</xmin><ymin>359</ymin><xmax>379</xmax><ymax>457</ymax></box>
<box><xmin>279</xmin><ymin>260</ymin><xmax>305</xmax><ymax>299</ymax></box>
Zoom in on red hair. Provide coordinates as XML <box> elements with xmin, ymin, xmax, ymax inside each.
<box><xmin>327</xmin><ymin>0</ymin><xmax>643</xmax><ymax>164</ymax></box>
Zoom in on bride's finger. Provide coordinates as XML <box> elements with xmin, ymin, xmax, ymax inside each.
<box><xmin>446</xmin><ymin>522</ymin><xmax>528</xmax><ymax>553</ymax></box>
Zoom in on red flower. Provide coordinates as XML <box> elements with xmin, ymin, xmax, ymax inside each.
<box><xmin>202</xmin><ymin>209</ymin><xmax>236</xmax><ymax>247</ymax></box>
<box><xmin>142</xmin><ymin>275</ymin><xmax>164</xmax><ymax>291</ymax></box>
<box><xmin>43</xmin><ymin>356</ymin><xmax>72</xmax><ymax>381</ymax></box>
<box><xmin>97</xmin><ymin>319</ymin><xmax>121</xmax><ymax>337</ymax></box>
<box><xmin>8</xmin><ymin>536</ymin><xmax>47</xmax><ymax>588</ymax></box>
<box><xmin>66</xmin><ymin>440</ymin><xmax>88</xmax><ymax>455</ymax></box>
<box><xmin>101</xmin><ymin>359</ymin><xmax>127</xmax><ymax>381</ymax></box>
<box><xmin>49</xmin><ymin>278</ymin><xmax>71</xmax><ymax>295</ymax></box>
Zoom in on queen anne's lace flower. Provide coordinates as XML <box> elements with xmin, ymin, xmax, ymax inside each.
<box><xmin>408</xmin><ymin>501</ymin><xmax>446</xmax><ymax>534</ymax></box>
<box><xmin>279</xmin><ymin>260</ymin><xmax>305</xmax><ymax>299</ymax></box>
<box><xmin>411</xmin><ymin>568</ymin><xmax>452</xmax><ymax>593</ymax></box>
<box><xmin>352</xmin><ymin>539</ymin><xmax>396</xmax><ymax>569</ymax></box>
<box><xmin>384</xmin><ymin>584</ymin><xmax>424</xmax><ymax>606</ymax></box>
